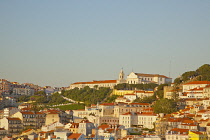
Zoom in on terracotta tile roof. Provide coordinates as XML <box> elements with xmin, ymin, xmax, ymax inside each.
<box><xmin>135</xmin><ymin>73</ymin><xmax>171</xmax><ymax>78</ymax></box>
<box><xmin>22</xmin><ymin>129</ymin><xmax>33</xmax><ymax>133</ymax></box>
<box><xmin>70</xmin><ymin>123</ymin><xmax>79</xmax><ymax>128</ymax></box>
<box><xmin>197</xmin><ymin>109</ymin><xmax>210</xmax><ymax>114</ymax></box>
<box><xmin>98</xmin><ymin>124</ymin><xmax>109</xmax><ymax>130</ymax></box>
<box><xmin>122</xmin><ymin>112</ymin><xmax>132</xmax><ymax>115</ymax></box>
<box><xmin>183</xmin><ymin>81</ymin><xmax>210</xmax><ymax>85</ymax></box>
<box><xmin>106</xmin><ymin>128</ymin><xmax>115</xmax><ymax>133</ymax></box>
<box><xmin>129</xmin><ymin>103</ymin><xmax>150</xmax><ymax>105</ymax></box>
<box><xmin>181</xmin><ymin>119</ymin><xmax>196</xmax><ymax>124</ymax></box>
<box><xmin>135</xmin><ymin>90</ymin><xmax>154</xmax><ymax>93</ymax></box>
<box><xmin>185</xmin><ymin>114</ymin><xmax>195</xmax><ymax>117</ymax></box>
<box><xmin>80</xmin><ymin>119</ymin><xmax>91</xmax><ymax>123</ymax></box>
<box><xmin>199</xmin><ymin>119</ymin><xmax>209</xmax><ymax>122</ymax></box>
<box><xmin>138</xmin><ymin>112</ymin><xmax>156</xmax><ymax>116</ymax></box>
<box><xmin>205</xmin><ymin>85</ymin><xmax>210</xmax><ymax>88</ymax></box>
<box><xmin>68</xmin><ymin>133</ymin><xmax>82</xmax><ymax>139</ymax></box>
<box><xmin>73</xmin><ymin>80</ymin><xmax>117</xmax><ymax>85</ymax></box>
<box><xmin>21</xmin><ymin>111</ymin><xmax>35</xmax><ymax>115</ymax></box>
<box><xmin>7</xmin><ymin>117</ymin><xmax>21</xmax><ymax>121</ymax></box>
<box><xmin>170</xmin><ymin>128</ymin><xmax>189</xmax><ymax>134</ymax></box>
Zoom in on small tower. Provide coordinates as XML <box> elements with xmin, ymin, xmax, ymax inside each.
<box><xmin>119</xmin><ymin>68</ymin><xmax>124</xmax><ymax>80</ymax></box>
<box><xmin>117</xmin><ymin>68</ymin><xmax>126</xmax><ymax>84</ymax></box>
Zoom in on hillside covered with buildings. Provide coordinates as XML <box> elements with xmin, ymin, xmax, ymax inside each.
<box><xmin>0</xmin><ymin>64</ymin><xmax>210</xmax><ymax>139</ymax></box>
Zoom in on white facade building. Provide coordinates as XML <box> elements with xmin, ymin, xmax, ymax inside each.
<box><xmin>69</xmin><ymin>80</ymin><xmax>117</xmax><ymax>89</ymax></box>
<box><xmin>126</xmin><ymin>72</ymin><xmax>172</xmax><ymax>85</ymax></box>
<box><xmin>119</xmin><ymin>112</ymin><xmax>157</xmax><ymax>129</ymax></box>
<box><xmin>182</xmin><ymin>81</ymin><xmax>210</xmax><ymax>92</ymax></box>
<box><xmin>69</xmin><ymin>70</ymin><xmax>172</xmax><ymax>89</ymax></box>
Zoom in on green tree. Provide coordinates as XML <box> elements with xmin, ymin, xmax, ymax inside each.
<box><xmin>196</xmin><ymin>64</ymin><xmax>210</xmax><ymax>81</ymax></box>
<box><xmin>174</xmin><ymin>77</ymin><xmax>182</xmax><ymax>85</ymax></box>
<box><xmin>48</xmin><ymin>93</ymin><xmax>68</xmax><ymax>105</ymax></box>
<box><xmin>153</xmin><ymin>98</ymin><xmax>177</xmax><ymax>114</ymax></box>
<box><xmin>17</xmin><ymin>95</ymin><xmax>30</xmax><ymax>102</ymax></box>
<box><xmin>181</xmin><ymin>71</ymin><xmax>197</xmax><ymax>81</ymax></box>
<box><xmin>133</xmin><ymin>96</ymin><xmax>156</xmax><ymax>104</ymax></box>
<box><xmin>62</xmin><ymin>87</ymin><xmax>112</xmax><ymax>106</ymax></box>
<box><xmin>105</xmin><ymin>95</ymin><xmax>120</xmax><ymax>103</ymax></box>
<box><xmin>155</xmin><ymin>90</ymin><xmax>164</xmax><ymax>99</ymax></box>
<box><xmin>34</xmin><ymin>91</ymin><xmax>46</xmax><ymax>96</ymax></box>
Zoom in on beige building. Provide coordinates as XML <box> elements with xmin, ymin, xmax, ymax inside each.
<box><xmin>115</xmin><ymin>96</ymin><xmax>130</xmax><ymax>103</ymax></box>
<box><xmin>113</xmin><ymin>103</ymin><xmax>151</xmax><ymax>118</ymax></box>
<box><xmin>41</xmin><ymin>121</ymin><xmax>64</xmax><ymax>131</ymax></box>
<box><xmin>0</xmin><ymin>128</ymin><xmax>7</xmax><ymax>139</ymax></box>
<box><xmin>45</xmin><ymin>110</ymin><xmax>69</xmax><ymax>125</ymax></box>
<box><xmin>0</xmin><ymin>79</ymin><xmax>12</xmax><ymax>94</ymax></box>
<box><xmin>0</xmin><ymin>117</ymin><xmax>23</xmax><ymax>136</ymax></box>
<box><xmin>204</xmin><ymin>85</ymin><xmax>210</xmax><ymax>98</ymax></box>
<box><xmin>11</xmin><ymin>111</ymin><xmax>46</xmax><ymax>130</ymax></box>
<box><xmin>135</xmin><ymin>90</ymin><xmax>154</xmax><ymax>98</ymax></box>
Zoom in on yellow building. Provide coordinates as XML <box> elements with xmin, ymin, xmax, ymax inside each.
<box><xmin>188</xmin><ymin>131</ymin><xmax>207</xmax><ymax>140</ymax></box>
<box><xmin>112</xmin><ymin>89</ymin><xmax>134</xmax><ymax>96</ymax></box>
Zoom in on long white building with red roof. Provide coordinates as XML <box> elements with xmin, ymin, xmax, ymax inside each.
<box><xmin>69</xmin><ymin>80</ymin><xmax>117</xmax><ymax>89</ymax></box>
<box><xmin>69</xmin><ymin>70</ymin><xmax>172</xmax><ymax>89</ymax></box>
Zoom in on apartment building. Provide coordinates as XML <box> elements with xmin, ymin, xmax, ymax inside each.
<box><xmin>78</xmin><ymin>120</ymin><xmax>95</xmax><ymax>136</ymax></box>
<box><xmin>119</xmin><ymin>112</ymin><xmax>157</xmax><ymax>129</ymax></box>
<box><xmin>114</xmin><ymin>103</ymin><xmax>151</xmax><ymax>118</ymax></box>
<box><xmin>0</xmin><ymin>117</ymin><xmax>23</xmax><ymax>136</ymax></box>
<box><xmin>11</xmin><ymin>111</ymin><xmax>46</xmax><ymax>130</ymax></box>
<box><xmin>45</xmin><ymin>110</ymin><xmax>69</xmax><ymax>125</ymax></box>
<box><xmin>0</xmin><ymin>128</ymin><xmax>7</xmax><ymax>139</ymax></box>
<box><xmin>0</xmin><ymin>79</ymin><xmax>11</xmax><ymax>94</ymax></box>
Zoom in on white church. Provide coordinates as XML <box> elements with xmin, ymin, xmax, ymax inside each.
<box><xmin>69</xmin><ymin>69</ymin><xmax>172</xmax><ymax>89</ymax></box>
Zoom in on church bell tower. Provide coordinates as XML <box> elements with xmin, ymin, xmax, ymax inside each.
<box><xmin>119</xmin><ymin>69</ymin><xmax>124</xmax><ymax>80</ymax></box>
<box><xmin>117</xmin><ymin>68</ymin><xmax>126</xmax><ymax>84</ymax></box>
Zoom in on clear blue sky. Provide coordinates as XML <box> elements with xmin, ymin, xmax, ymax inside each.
<box><xmin>0</xmin><ymin>1</ymin><xmax>210</xmax><ymax>87</ymax></box>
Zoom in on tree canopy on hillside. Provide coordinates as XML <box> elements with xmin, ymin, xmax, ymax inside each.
<box><xmin>174</xmin><ymin>64</ymin><xmax>210</xmax><ymax>84</ymax></box>
<box><xmin>153</xmin><ymin>98</ymin><xmax>177</xmax><ymax>114</ymax></box>
<box><xmin>62</xmin><ymin>87</ymin><xmax>112</xmax><ymax>106</ymax></box>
